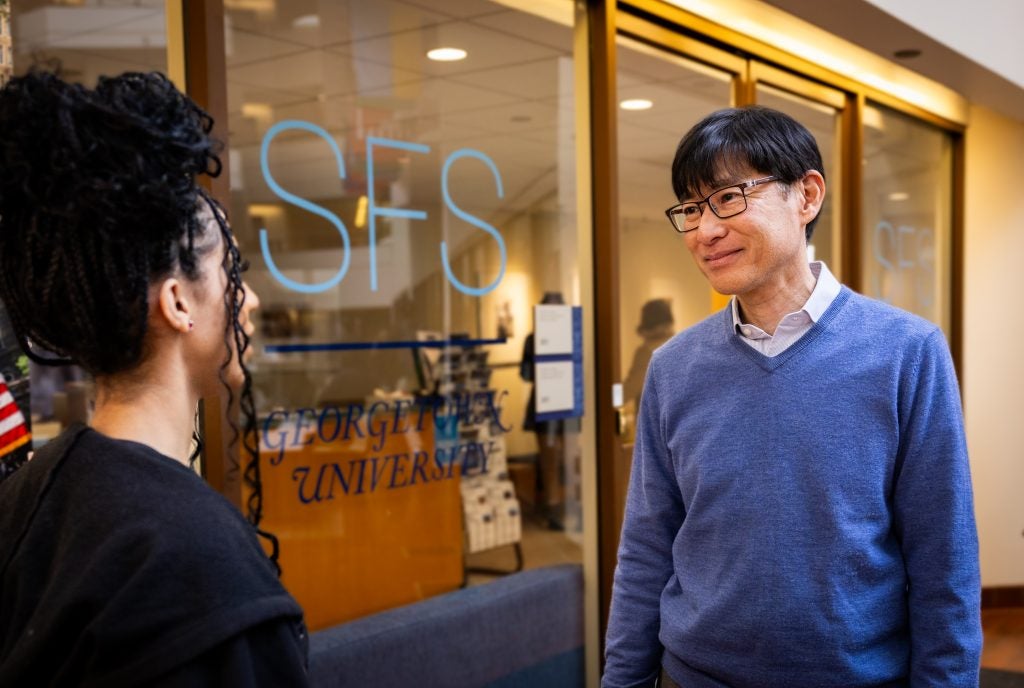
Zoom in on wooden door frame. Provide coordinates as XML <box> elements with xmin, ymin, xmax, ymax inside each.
<box><xmin>167</xmin><ymin>0</ymin><xmax>239</xmax><ymax>505</ymax></box>
<box><xmin>587</xmin><ymin>0</ymin><xmax>621</xmax><ymax>645</ymax></box>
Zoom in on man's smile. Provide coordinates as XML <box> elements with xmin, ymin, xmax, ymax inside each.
<box><xmin>703</xmin><ymin>248</ymin><xmax>743</xmax><ymax>266</ymax></box>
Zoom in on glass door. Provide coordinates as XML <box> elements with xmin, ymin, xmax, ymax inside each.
<box><xmin>611</xmin><ymin>30</ymin><xmax>739</xmax><ymax>551</ymax></box>
<box><xmin>222</xmin><ymin>0</ymin><xmax>591</xmax><ymax>633</ymax></box>
<box><xmin>860</xmin><ymin>102</ymin><xmax>954</xmax><ymax>337</ymax></box>
<box><xmin>750</xmin><ymin>63</ymin><xmax>846</xmax><ymax>280</ymax></box>
<box><xmin>601</xmin><ymin>35</ymin><xmax>849</xmax><ymax>626</ymax></box>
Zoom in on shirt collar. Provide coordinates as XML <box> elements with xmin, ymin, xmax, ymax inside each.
<box><xmin>731</xmin><ymin>261</ymin><xmax>841</xmax><ymax>332</ymax></box>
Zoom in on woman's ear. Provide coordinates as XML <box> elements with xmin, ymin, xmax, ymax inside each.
<box><xmin>155</xmin><ymin>277</ymin><xmax>193</xmax><ymax>334</ymax></box>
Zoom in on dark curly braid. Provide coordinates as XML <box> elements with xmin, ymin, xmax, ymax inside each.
<box><xmin>0</xmin><ymin>69</ymin><xmax>216</xmax><ymax>371</ymax></box>
<box><xmin>0</xmin><ymin>68</ymin><xmax>277</xmax><ymax>570</ymax></box>
<box><xmin>199</xmin><ymin>189</ymin><xmax>279</xmax><ymax>573</ymax></box>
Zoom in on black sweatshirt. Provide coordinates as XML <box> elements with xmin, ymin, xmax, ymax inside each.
<box><xmin>0</xmin><ymin>424</ymin><xmax>309</xmax><ymax>687</ymax></box>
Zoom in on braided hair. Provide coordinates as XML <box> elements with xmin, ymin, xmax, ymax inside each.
<box><xmin>0</xmin><ymin>69</ymin><xmax>276</xmax><ymax>569</ymax></box>
<box><xmin>202</xmin><ymin>190</ymin><xmax>277</xmax><ymax>570</ymax></box>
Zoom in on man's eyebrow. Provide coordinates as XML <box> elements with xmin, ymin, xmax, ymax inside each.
<box><xmin>711</xmin><ymin>173</ymin><xmax>745</xmax><ymax>188</ymax></box>
<box><xmin>684</xmin><ymin>175</ymin><xmax>742</xmax><ymax>201</ymax></box>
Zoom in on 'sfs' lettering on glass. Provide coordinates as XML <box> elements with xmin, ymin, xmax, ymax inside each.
<box><xmin>259</xmin><ymin>120</ymin><xmax>507</xmax><ymax>297</ymax></box>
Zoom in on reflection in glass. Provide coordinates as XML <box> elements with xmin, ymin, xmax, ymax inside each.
<box><xmin>10</xmin><ymin>0</ymin><xmax>167</xmax><ymax>84</ymax></box>
<box><xmin>861</xmin><ymin>103</ymin><xmax>952</xmax><ymax>335</ymax></box>
<box><xmin>225</xmin><ymin>0</ymin><xmax>584</xmax><ymax>629</ymax></box>
<box><xmin>8</xmin><ymin>0</ymin><xmax>168</xmax><ymax>444</ymax></box>
<box><xmin>614</xmin><ymin>36</ymin><xmax>732</xmax><ymax>526</ymax></box>
<box><xmin>615</xmin><ymin>37</ymin><xmax>732</xmax><ymax>367</ymax></box>
<box><xmin>755</xmin><ymin>84</ymin><xmax>841</xmax><ymax>273</ymax></box>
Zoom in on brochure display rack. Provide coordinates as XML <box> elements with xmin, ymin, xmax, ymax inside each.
<box><xmin>416</xmin><ymin>333</ymin><xmax>523</xmax><ymax>577</ymax></box>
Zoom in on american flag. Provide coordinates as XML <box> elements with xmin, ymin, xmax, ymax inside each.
<box><xmin>0</xmin><ymin>370</ymin><xmax>31</xmax><ymax>473</ymax></box>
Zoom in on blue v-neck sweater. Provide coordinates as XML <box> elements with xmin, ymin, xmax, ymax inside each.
<box><xmin>604</xmin><ymin>288</ymin><xmax>981</xmax><ymax>688</ymax></box>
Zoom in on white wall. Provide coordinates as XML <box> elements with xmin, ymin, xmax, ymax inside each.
<box><xmin>963</xmin><ymin>103</ymin><xmax>1024</xmax><ymax>587</ymax></box>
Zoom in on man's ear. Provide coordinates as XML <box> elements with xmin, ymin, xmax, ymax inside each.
<box><xmin>799</xmin><ymin>170</ymin><xmax>826</xmax><ymax>222</ymax></box>
<box><xmin>155</xmin><ymin>277</ymin><xmax>192</xmax><ymax>334</ymax></box>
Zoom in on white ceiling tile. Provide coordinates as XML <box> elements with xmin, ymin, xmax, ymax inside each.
<box><xmin>229</xmin><ymin>49</ymin><xmax>424</xmax><ymax>100</ymax></box>
<box><xmin>337</xmin><ymin>19</ymin><xmax>560</xmax><ymax>78</ymax></box>
<box><xmin>393</xmin><ymin>0</ymin><xmax>507</xmax><ymax>20</ymax></box>
<box><xmin>226</xmin><ymin>26</ymin><xmax>307</xmax><ymax>67</ymax></box>
<box><xmin>227</xmin><ymin>1</ymin><xmax>450</xmax><ymax>50</ymax></box>
<box><xmin>469</xmin><ymin>8</ymin><xmax>573</xmax><ymax>51</ymax></box>
<box><xmin>449</xmin><ymin>57</ymin><xmax>567</xmax><ymax>100</ymax></box>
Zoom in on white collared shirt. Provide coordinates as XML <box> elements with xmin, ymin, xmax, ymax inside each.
<box><xmin>730</xmin><ymin>261</ymin><xmax>842</xmax><ymax>357</ymax></box>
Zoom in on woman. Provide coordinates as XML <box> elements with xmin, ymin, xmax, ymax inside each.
<box><xmin>0</xmin><ymin>70</ymin><xmax>308</xmax><ymax>685</ymax></box>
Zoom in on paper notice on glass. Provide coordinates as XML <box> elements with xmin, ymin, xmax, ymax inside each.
<box><xmin>534</xmin><ymin>305</ymin><xmax>573</xmax><ymax>355</ymax></box>
<box><xmin>535</xmin><ymin>360</ymin><xmax>575</xmax><ymax>414</ymax></box>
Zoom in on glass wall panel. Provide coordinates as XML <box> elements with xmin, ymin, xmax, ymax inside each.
<box><xmin>10</xmin><ymin>0</ymin><xmax>167</xmax><ymax>84</ymax></box>
<box><xmin>755</xmin><ymin>84</ymin><xmax>842</xmax><ymax>274</ymax></box>
<box><xmin>6</xmin><ymin>0</ymin><xmax>168</xmax><ymax>446</ymax></box>
<box><xmin>224</xmin><ymin>0</ymin><xmax>586</xmax><ymax>631</ymax></box>
<box><xmin>862</xmin><ymin>102</ymin><xmax>953</xmax><ymax>335</ymax></box>
<box><xmin>614</xmin><ymin>36</ymin><xmax>732</xmax><ymax>520</ymax></box>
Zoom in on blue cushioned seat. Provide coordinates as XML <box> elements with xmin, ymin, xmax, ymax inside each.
<box><xmin>309</xmin><ymin>564</ymin><xmax>584</xmax><ymax>687</ymax></box>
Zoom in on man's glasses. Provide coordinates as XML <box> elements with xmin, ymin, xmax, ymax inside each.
<box><xmin>665</xmin><ymin>176</ymin><xmax>778</xmax><ymax>233</ymax></box>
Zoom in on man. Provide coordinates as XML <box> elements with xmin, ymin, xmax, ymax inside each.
<box><xmin>603</xmin><ymin>106</ymin><xmax>980</xmax><ymax>687</ymax></box>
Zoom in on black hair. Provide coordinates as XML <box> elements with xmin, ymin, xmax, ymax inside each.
<box><xmin>0</xmin><ymin>69</ymin><xmax>277</xmax><ymax>569</ymax></box>
<box><xmin>203</xmin><ymin>194</ymin><xmax>278</xmax><ymax>572</ymax></box>
<box><xmin>671</xmin><ymin>105</ymin><xmax>825</xmax><ymax>240</ymax></box>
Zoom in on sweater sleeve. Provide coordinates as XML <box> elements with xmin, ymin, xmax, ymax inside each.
<box><xmin>603</xmin><ymin>360</ymin><xmax>685</xmax><ymax>688</ymax></box>
<box><xmin>893</xmin><ymin>329</ymin><xmax>981</xmax><ymax>686</ymax></box>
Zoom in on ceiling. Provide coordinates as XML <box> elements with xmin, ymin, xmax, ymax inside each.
<box><xmin>9</xmin><ymin>0</ymin><xmax>960</xmax><ymax>269</ymax></box>
<box><xmin>224</xmin><ymin>1</ymin><xmax>576</xmax><ymax>222</ymax></box>
<box><xmin>762</xmin><ymin>0</ymin><xmax>1024</xmax><ymax>123</ymax></box>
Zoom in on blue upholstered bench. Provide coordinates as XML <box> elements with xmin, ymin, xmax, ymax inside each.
<box><xmin>309</xmin><ymin>564</ymin><xmax>585</xmax><ymax>687</ymax></box>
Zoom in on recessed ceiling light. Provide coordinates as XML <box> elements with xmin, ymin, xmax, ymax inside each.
<box><xmin>427</xmin><ymin>47</ymin><xmax>467</xmax><ymax>62</ymax></box>
<box><xmin>893</xmin><ymin>48</ymin><xmax>921</xmax><ymax>59</ymax></box>
<box><xmin>241</xmin><ymin>102</ymin><xmax>272</xmax><ymax>120</ymax></box>
<box><xmin>888</xmin><ymin>191</ymin><xmax>910</xmax><ymax>201</ymax></box>
<box><xmin>292</xmin><ymin>14</ymin><xmax>320</xmax><ymax>29</ymax></box>
<box><xmin>620</xmin><ymin>98</ymin><xmax>653</xmax><ymax>111</ymax></box>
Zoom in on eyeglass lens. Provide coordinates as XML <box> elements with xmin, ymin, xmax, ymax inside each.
<box><xmin>675</xmin><ymin>186</ymin><xmax>748</xmax><ymax>231</ymax></box>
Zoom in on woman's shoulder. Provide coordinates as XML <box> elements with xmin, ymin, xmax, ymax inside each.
<box><xmin>0</xmin><ymin>425</ymin><xmax>303</xmax><ymax>686</ymax></box>
<box><xmin>3</xmin><ymin>424</ymin><xmax>289</xmax><ymax>602</ymax></box>
<box><xmin>67</xmin><ymin>428</ymin><xmax>279</xmax><ymax>576</ymax></box>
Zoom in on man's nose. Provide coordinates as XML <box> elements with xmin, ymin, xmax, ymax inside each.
<box><xmin>694</xmin><ymin>205</ymin><xmax>727</xmax><ymax>240</ymax></box>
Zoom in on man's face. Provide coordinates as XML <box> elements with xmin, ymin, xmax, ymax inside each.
<box><xmin>681</xmin><ymin>165</ymin><xmax>823</xmax><ymax>303</ymax></box>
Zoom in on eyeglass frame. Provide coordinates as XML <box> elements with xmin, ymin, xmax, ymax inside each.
<box><xmin>665</xmin><ymin>175</ymin><xmax>779</xmax><ymax>233</ymax></box>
